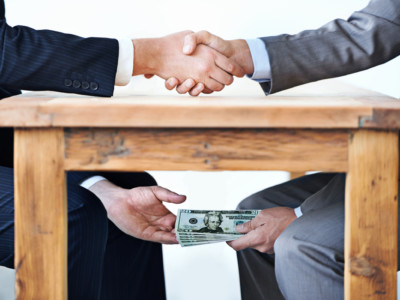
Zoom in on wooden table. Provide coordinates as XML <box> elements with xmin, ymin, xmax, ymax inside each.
<box><xmin>0</xmin><ymin>80</ymin><xmax>399</xmax><ymax>299</ymax></box>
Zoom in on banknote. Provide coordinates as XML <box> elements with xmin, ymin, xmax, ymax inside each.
<box><xmin>175</xmin><ymin>209</ymin><xmax>260</xmax><ymax>247</ymax></box>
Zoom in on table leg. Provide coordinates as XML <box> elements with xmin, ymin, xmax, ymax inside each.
<box><xmin>14</xmin><ymin>128</ymin><xmax>67</xmax><ymax>300</ymax></box>
<box><xmin>345</xmin><ymin>130</ymin><xmax>399</xmax><ymax>299</ymax></box>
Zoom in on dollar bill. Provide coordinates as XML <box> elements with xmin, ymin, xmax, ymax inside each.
<box><xmin>175</xmin><ymin>209</ymin><xmax>260</xmax><ymax>247</ymax></box>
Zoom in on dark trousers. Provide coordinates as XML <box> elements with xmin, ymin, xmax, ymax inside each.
<box><xmin>0</xmin><ymin>167</ymin><xmax>166</xmax><ymax>300</ymax></box>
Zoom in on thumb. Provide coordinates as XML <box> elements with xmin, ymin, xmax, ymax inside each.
<box><xmin>183</xmin><ymin>31</ymin><xmax>228</xmax><ymax>55</ymax></box>
<box><xmin>236</xmin><ymin>217</ymin><xmax>259</xmax><ymax>233</ymax></box>
<box><xmin>152</xmin><ymin>186</ymin><xmax>187</xmax><ymax>204</ymax></box>
<box><xmin>183</xmin><ymin>33</ymin><xmax>198</xmax><ymax>55</ymax></box>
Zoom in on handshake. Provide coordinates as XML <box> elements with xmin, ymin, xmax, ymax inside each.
<box><xmin>131</xmin><ymin>31</ymin><xmax>254</xmax><ymax>96</ymax></box>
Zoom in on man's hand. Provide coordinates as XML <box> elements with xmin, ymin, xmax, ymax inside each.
<box><xmin>89</xmin><ymin>180</ymin><xmax>186</xmax><ymax>244</ymax></box>
<box><xmin>227</xmin><ymin>207</ymin><xmax>297</xmax><ymax>254</ymax></box>
<box><xmin>165</xmin><ymin>31</ymin><xmax>254</xmax><ymax>96</ymax></box>
<box><xmin>132</xmin><ymin>31</ymin><xmax>245</xmax><ymax>93</ymax></box>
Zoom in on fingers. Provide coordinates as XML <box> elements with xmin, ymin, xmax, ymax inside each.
<box><xmin>189</xmin><ymin>83</ymin><xmax>205</xmax><ymax>96</ymax></box>
<box><xmin>228</xmin><ymin>226</ymin><xmax>273</xmax><ymax>252</ymax></box>
<box><xmin>144</xmin><ymin>74</ymin><xmax>154</xmax><ymax>79</ymax></box>
<box><xmin>208</xmin><ymin>64</ymin><xmax>234</xmax><ymax>86</ymax></box>
<box><xmin>155</xmin><ymin>213</ymin><xmax>177</xmax><ymax>231</ymax></box>
<box><xmin>236</xmin><ymin>219</ymin><xmax>255</xmax><ymax>234</ymax></box>
<box><xmin>151</xmin><ymin>186</ymin><xmax>186</xmax><ymax>204</ymax></box>
<box><xmin>165</xmin><ymin>77</ymin><xmax>179</xmax><ymax>90</ymax></box>
<box><xmin>227</xmin><ymin>229</ymin><xmax>262</xmax><ymax>251</ymax></box>
<box><xmin>201</xmin><ymin>87</ymin><xmax>213</xmax><ymax>94</ymax></box>
<box><xmin>204</xmin><ymin>78</ymin><xmax>225</xmax><ymax>92</ymax></box>
<box><xmin>236</xmin><ymin>212</ymin><xmax>268</xmax><ymax>233</ymax></box>
<box><xmin>176</xmin><ymin>78</ymin><xmax>197</xmax><ymax>94</ymax></box>
<box><xmin>165</xmin><ymin>78</ymin><xmax>209</xmax><ymax>96</ymax></box>
<box><xmin>152</xmin><ymin>231</ymin><xmax>179</xmax><ymax>244</ymax></box>
<box><xmin>165</xmin><ymin>78</ymin><xmax>205</xmax><ymax>96</ymax></box>
<box><xmin>214</xmin><ymin>53</ymin><xmax>245</xmax><ymax>78</ymax></box>
<box><xmin>179</xmin><ymin>83</ymin><xmax>210</xmax><ymax>96</ymax></box>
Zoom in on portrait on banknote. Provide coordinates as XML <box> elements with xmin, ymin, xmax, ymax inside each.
<box><xmin>196</xmin><ymin>211</ymin><xmax>224</xmax><ymax>233</ymax></box>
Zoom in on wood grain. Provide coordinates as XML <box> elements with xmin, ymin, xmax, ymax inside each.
<box><xmin>289</xmin><ymin>172</ymin><xmax>306</xmax><ymax>180</ymax></box>
<box><xmin>345</xmin><ymin>130</ymin><xmax>399</xmax><ymax>299</ymax></box>
<box><xmin>64</xmin><ymin>128</ymin><xmax>349</xmax><ymax>172</ymax></box>
<box><xmin>14</xmin><ymin>128</ymin><xmax>67</xmax><ymax>300</ymax></box>
<box><xmin>2</xmin><ymin>80</ymin><xmax>399</xmax><ymax>129</ymax></box>
<box><xmin>0</xmin><ymin>95</ymin><xmax>373</xmax><ymax>128</ymax></box>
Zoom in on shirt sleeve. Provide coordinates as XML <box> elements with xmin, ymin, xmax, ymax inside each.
<box><xmin>80</xmin><ymin>175</ymin><xmax>108</xmax><ymax>189</ymax></box>
<box><xmin>245</xmin><ymin>39</ymin><xmax>272</xmax><ymax>82</ymax></box>
<box><xmin>294</xmin><ymin>206</ymin><xmax>303</xmax><ymax>218</ymax></box>
<box><xmin>115</xmin><ymin>38</ymin><xmax>134</xmax><ymax>86</ymax></box>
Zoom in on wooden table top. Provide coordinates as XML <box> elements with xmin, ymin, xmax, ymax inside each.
<box><xmin>1</xmin><ymin>80</ymin><xmax>399</xmax><ymax>129</ymax></box>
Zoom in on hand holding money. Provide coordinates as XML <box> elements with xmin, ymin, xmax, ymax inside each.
<box><xmin>175</xmin><ymin>209</ymin><xmax>261</xmax><ymax>247</ymax></box>
<box><xmin>227</xmin><ymin>207</ymin><xmax>297</xmax><ymax>254</ymax></box>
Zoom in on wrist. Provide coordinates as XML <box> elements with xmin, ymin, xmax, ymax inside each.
<box><xmin>131</xmin><ymin>38</ymin><xmax>161</xmax><ymax>76</ymax></box>
<box><xmin>88</xmin><ymin>180</ymin><xmax>128</xmax><ymax>211</ymax></box>
<box><xmin>231</xmin><ymin>39</ymin><xmax>254</xmax><ymax>75</ymax></box>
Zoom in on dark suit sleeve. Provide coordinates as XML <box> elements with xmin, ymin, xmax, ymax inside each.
<box><xmin>0</xmin><ymin>20</ymin><xmax>119</xmax><ymax>97</ymax></box>
<box><xmin>259</xmin><ymin>0</ymin><xmax>400</xmax><ymax>94</ymax></box>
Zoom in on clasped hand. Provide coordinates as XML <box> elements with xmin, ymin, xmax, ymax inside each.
<box><xmin>133</xmin><ymin>30</ymin><xmax>254</xmax><ymax>96</ymax></box>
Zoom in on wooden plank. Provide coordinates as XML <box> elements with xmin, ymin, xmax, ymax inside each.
<box><xmin>0</xmin><ymin>95</ymin><xmax>371</xmax><ymax>128</ymax></box>
<box><xmin>345</xmin><ymin>130</ymin><xmax>398</xmax><ymax>299</ymax></box>
<box><xmin>41</xmin><ymin>93</ymin><xmax>376</xmax><ymax>128</ymax></box>
<box><xmin>360</xmin><ymin>108</ymin><xmax>400</xmax><ymax>129</ymax></box>
<box><xmin>0</xmin><ymin>97</ymin><xmax>53</xmax><ymax>126</ymax></box>
<box><xmin>64</xmin><ymin>128</ymin><xmax>349</xmax><ymax>172</ymax></box>
<box><xmin>14</xmin><ymin>128</ymin><xmax>67</xmax><ymax>300</ymax></box>
<box><xmin>1</xmin><ymin>80</ymin><xmax>399</xmax><ymax>129</ymax></box>
<box><xmin>289</xmin><ymin>172</ymin><xmax>306</xmax><ymax>180</ymax></box>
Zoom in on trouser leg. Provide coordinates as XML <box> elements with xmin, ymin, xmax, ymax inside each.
<box><xmin>274</xmin><ymin>174</ymin><xmax>345</xmax><ymax>300</ymax></box>
<box><xmin>236</xmin><ymin>173</ymin><xmax>340</xmax><ymax>300</ymax></box>
<box><xmin>0</xmin><ymin>169</ymin><xmax>166</xmax><ymax>300</ymax></box>
<box><xmin>98</xmin><ymin>172</ymin><xmax>166</xmax><ymax>300</ymax></box>
<box><xmin>0</xmin><ymin>166</ymin><xmax>14</xmax><ymax>268</ymax></box>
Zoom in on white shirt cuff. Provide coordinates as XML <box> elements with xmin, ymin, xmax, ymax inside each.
<box><xmin>245</xmin><ymin>38</ymin><xmax>271</xmax><ymax>82</ymax></box>
<box><xmin>294</xmin><ymin>206</ymin><xmax>303</xmax><ymax>218</ymax></box>
<box><xmin>115</xmin><ymin>38</ymin><xmax>134</xmax><ymax>86</ymax></box>
<box><xmin>80</xmin><ymin>176</ymin><xmax>107</xmax><ymax>189</ymax></box>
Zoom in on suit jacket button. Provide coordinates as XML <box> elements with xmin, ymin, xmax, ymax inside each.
<box><xmin>90</xmin><ymin>82</ymin><xmax>99</xmax><ymax>91</ymax></box>
<box><xmin>64</xmin><ymin>79</ymin><xmax>72</xmax><ymax>87</ymax></box>
<box><xmin>73</xmin><ymin>80</ymin><xmax>81</xmax><ymax>88</ymax></box>
<box><xmin>82</xmin><ymin>81</ymin><xmax>90</xmax><ymax>89</ymax></box>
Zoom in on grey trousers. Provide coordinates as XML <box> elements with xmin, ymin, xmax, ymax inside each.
<box><xmin>237</xmin><ymin>173</ymin><xmax>348</xmax><ymax>300</ymax></box>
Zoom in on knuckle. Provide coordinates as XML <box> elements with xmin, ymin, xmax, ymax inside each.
<box><xmin>165</xmin><ymin>82</ymin><xmax>174</xmax><ymax>90</ymax></box>
<box><xmin>199</xmin><ymin>62</ymin><xmax>212</xmax><ymax>74</ymax></box>
<box><xmin>227</xmin><ymin>63</ymin><xmax>235</xmax><ymax>73</ymax></box>
<box><xmin>177</xmin><ymin>87</ymin><xmax>186</xmax><ymax>94</ymax></box>
<box><xmin>202</xmin><ymin>49</ymin><xmax>215</xmax><ymax>60</ymax></box>
<box><xmin>214</xmin><ymin>84</ymin><xmax>224</xmax><ymax>92</ymax></box>
<box><xmin>199</xmin><ymin>30</ymin><xmax>210</xmax><ymax>39</ymax></box>
<box><xmin>189</xmin><ymin>90</ymin><xmax>199</xmax><ymax>97</ymax></box>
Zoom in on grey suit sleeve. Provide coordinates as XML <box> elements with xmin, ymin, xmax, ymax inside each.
<box><xmin>259</xmin><ymin>0</ymin><xmax>400</xmax><ymax>94</ymax></box>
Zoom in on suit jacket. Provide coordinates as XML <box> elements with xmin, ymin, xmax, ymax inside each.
<box><xmin>0</xmin><ymin>1</ymin><xmax>120</xmax><ymax>167</ymax></box>
<box><xmin>257</xmin><ymin>0</ymin><xmax>400</xmax><ymax>214</ymax></box>
<box><xmin>259</xmin><ymin>0</ymin><xmax>400</xmax><ymax>94</ymax></box>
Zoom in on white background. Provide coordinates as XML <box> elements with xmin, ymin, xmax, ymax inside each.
<box><xmin>2</xmin><ymin>0</ymin><xmax>400</xmax><ymax>299</ymax></box>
